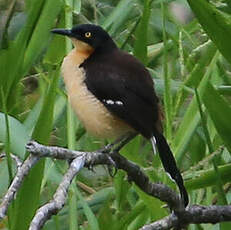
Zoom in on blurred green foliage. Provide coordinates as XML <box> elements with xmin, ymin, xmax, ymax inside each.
<box><xmin>1</xmin><ymin>0</ymin><xmax>231</xmax><ymax>229</ymax></box>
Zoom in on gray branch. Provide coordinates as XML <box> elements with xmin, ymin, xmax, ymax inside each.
<box><xmin>26</xmin><ymin>141</ymin><xmax>183</xmax><ymax>210</ymax></box>
<box><xmin>29</xmin><ymin>155</ymin><xmax>85</xmax><ymax>230</ymax></box>
<box><xmin>0</xmin><ymin>153</ymin><xmax>23</xmax><ymax>168</ymax></box>
<box><xmin>140</xmin><ymin>205</ymin><xmax>231</xmax><ymax>230</ymax></box>
<box><xmin>0</xmin><ymin>155</ymin><xmax>40</xmax><ymax>220</ymax></box>
<box><xmin>1</xmin><ymin>141</ymin><xmax>231</xmax><ymax>230</ymax></box>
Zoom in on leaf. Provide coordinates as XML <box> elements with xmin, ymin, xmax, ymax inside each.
<box><xmin>114</xmin><ymin>171</ymin><xmax>130</xmax><ymax>212</ymax></box>
<box><xmin>102</xmin><ymin>0</ymin><xmax>134</xmax><ymax>35</ymax></box>
<box><xmin>187</xmin><ymin>0</ymin><xmax>231</xmax><ymax>64</ymax></box>
<box><xmin>11</xmin><ymin>68</ymin><xmax>59</xmax><ymax>230</ymax></box>
<box><xmin>116</xmin><ymin>201</ymin><xmax>146</xmax><ymax>230</ymax></box>
<box><xmin>202</xmin><ymin>82</ymin><xmax>231</xmax><ymax>153</ymax></box>
<box><xmin>0</xmin><ymin>113</ymin><xmax>30</xmax><ymax>157</ymax></box>
<box><xmin>73</xmin><ymin>0</ymin><xmax>81</xmax><ymax>14</ymax></box>
<box><xmin>133</xmin><ymin>0</ymin><xmax>151</xmax><ymax>65</ymax></box>
<box><xmin>185</xmin><ymin>163</ymin><xmax>231</xmax><ymax>190</ymax></box>
<box><xmin>0</xmin><ymin>0</ymin><xmax>46</xmax><ymax>109</ymax></box>
<box><xmin>173</xmin><ymin>51</ymin><xmax>220</xmax><ymax>165</ymax></box>
<box><xmin>161</xmin><ymin>1</ymin><xmax>172</xmax><ymax>139</ymax></box>
<box><xmin>135</xmin><ymin>185</ymin><xmax>167</xmax><ymax>220</ymax></box>
<box><xmin>43</xmin><ymin>9</ymin><xmax>66</xmax><ymax>65</ymax></box>
<box><xmin>76</xmin><ymin>187</ymin><xmax>100</xmax><ymax>230</ymax></box>
<box><xmin>22</xmin><ymin>0</ymin><xmax>63</xmax><ymax>73</ymax></box>
<box><xmin>195</xmin><ymin>88</ymin><xmax>227</xmax><ymax>205</ymax></box>
<box><xmin>23</xmin><ymin>98</ymin><xmax>43</xmax><ymax>134</ymax></box>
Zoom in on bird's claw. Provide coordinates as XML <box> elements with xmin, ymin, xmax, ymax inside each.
<box><xmin>105</xmin><ymin>154</ymin><xmax>118</xmax><ymax>177</ymax></box>
<box><xmin>100</xmin><ymin>143</ymin><xmax>114</xmax><ymax>154</ymax></box>
<box><xmin>26</xmin><ymin>141</ymin><xmax>39</xmax><ymax>154</ymax></box>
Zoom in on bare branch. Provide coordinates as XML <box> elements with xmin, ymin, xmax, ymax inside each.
<box><xmin>0</xmin><ymin>155</ymin><xmax>40</xmax><ymax>220</ymax></box>
<box><xmin>140</xmin><ymin>213</ymin><xmax>178</xmax><ymax>230</ymax></box>
<box><xmin>140</xmin><ymin>205</ymin><xmax>231</xmax><ymax>230</ymax></box>
<box><xmin>25</xmin><ymin>141</ymin><xmax>183</xmax><ymax>229</ymax></box>
<box><xmin>0</xmin><ymin>153</ymin><xmax>23</xmax><ymax>168</ymax></box>
<box><xmin>2</xmin><ymin>141</ymin><xmax>231</xmax><ymax>230</ymax></box>
<box><xmin>26</xmin><ymin>141</ymin><xmax>183</xmax><ymax>210</ymax></box>
<box><xmin>110</xmin><ymin>152</ymin><xmax>183</xmax><ymax>211</ymax></box>
<box><xmin>25</xmin><ymin>141</ymin><xmax>82</xmax><ymax>159</ymax></box>
<box><xmin>29</xmin><ymin>156</ymin><xmax>85</xmax><ymax>230</ymax></box>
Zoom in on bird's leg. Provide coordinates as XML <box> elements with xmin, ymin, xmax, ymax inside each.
<box><xmin>100</xmin><ymin>133</ymin><xmax>137</xmax><ymax>177</ymax></box>
<box><xmin>113</xmin><ymin>133</ymin><xmax>137</xmax><ymax>152</ymax></box>
<box><xmin>101</xmin><ymin>133</ymin><xmax>137</xmax><ymax>153</ymax></box>
<box><xmin>100</xmin><ymin>136</ymin><xmax>125</xmax><ymax>153</ymax></box>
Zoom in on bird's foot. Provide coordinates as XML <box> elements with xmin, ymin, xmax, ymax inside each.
<box><xmin>99</xmin><ymin>133</ymin><xmax>137</xmax><ymax>154</ymax></box>
<box><xmin>106</xmin><ymin>153</ymin><xmax>118</xmax><ymax>177</ymax></box>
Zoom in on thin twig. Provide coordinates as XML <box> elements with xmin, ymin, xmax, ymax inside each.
<box><xmin>0</xmin><ymin>155</ymin><xmax>40</xmax><ymax>220</ymax></box>
<box><xmin>0</xmin><ymin>153</ymin><xmax>23</xmax><ymax>168</ymax></box>
<box><xmin>29</xmin><ymin>156</ymin><xmax>85</xmax><ymax>230</ymax></box>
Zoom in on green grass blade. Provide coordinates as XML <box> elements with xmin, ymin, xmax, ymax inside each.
<box><xmin>120</xmin><ymin>18</ymin><xmax>140</xmax><ymax>50</ymax></box>
<box><xmin>185</xmin><ymin>163</ymin><xmax>231</xmax><ymax>191</ymax></box>
<box><xmin>133</xmin><ymin>0</ymin><xmax>151</xmax><ymax>65</ymax></box>
<box><xmin>11</xmin><ymin>67</ymin><xmax>59</xmax><ymax>230</ymax></box>
<box><xmin>22</xmin><ymin>0</ymin><xmax>63</xmax><ymax>74</ymax></box>
<box><xmin>135</xmin><ymin>184</ymin><xmax>166</xmax><ymax>220</ymax></box>
<box><xmin>73</xmin><ymin>0</ymin><xmax>81</xmax><ymax>14</ymax></box>
<box><xmin>187</xmin><ymin>0</ymin><xmax>231</xmax><ymax>64</ymax></box>
<box><xmin>116</xmin><ymin>201</ymin><xmax>146</xmax><ymax>230</ymax></box>
<box><xmin>76</xmin><ymin>187</ymin><xmax>100</xmax><ymax>230</ymax></box>
<box><xmin>202</xmin><ymin>82</ymin><xmax>231</xmax><ymax>153</ymax></box>
<box><xmin>62</xmin><ymin>2</ymin><xmax>79</xmax><ymax>229</ymax></box>
<box><xmin>195</xmin><ymin>88</ymin><xmax>227</xmax><ymax>205</ymax></box>
<box><xmin>114</xmin><ymin>171</ymin><xmax>130</xmax><ymax>212</ymax></box>
<box><xmin>174</xmin><ymin>41</ymin><xmax>217</xmax><ymax>117</ymax></box>
<box><xmin>0</xmin><ymin>0</ymin><xmax>46</xmax><ymax>108</ymax></box>
<box><xmin>173</xmin><ymin>51</ymin><xmax>220</xmax><ymax>166</ymax></box>
<box><xmin>69</xmin><ymin>187</ymin><xmax>78</xmax><ymax>230</ymax></box>
<box><xmin>1</xmin><ymin>89</ymin><xmax>13</xmax><ymax>182</ymax></box>
<box><xmin>23</xmin><ymin>98</ymin><xmax>43</xmax><ymax>134</ymax></box>
<box><xmin>0</xmin><ymin>113</ymin><xmax>30</xmax><ymax>158</ymax></box>
<box><xmin>102</xmin><ymin>0</ymin><xmax>133</xmax><ymax>35</ymax></box>
<box><xmin>161</xmin><ymin>1</ymin><xmax>172</xmax><ymax>140</ymax></box>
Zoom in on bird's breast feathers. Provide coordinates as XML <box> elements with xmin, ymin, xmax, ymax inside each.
<box><xmin>61</xmin><ymin>49</ymin><xmax>133</xmax><ymax>139</ymax></box>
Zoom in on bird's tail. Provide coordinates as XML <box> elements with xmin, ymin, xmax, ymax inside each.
<box><xmin>151</xmin><ymin>133</ymin><xmax>189</xmax><ymax>207</ymax></box>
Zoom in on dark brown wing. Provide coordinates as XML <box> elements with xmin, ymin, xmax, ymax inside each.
<box><xmin>81</xmin><ymin>49</ymin><xmax>160</xmax><ymax>138</ymax></box>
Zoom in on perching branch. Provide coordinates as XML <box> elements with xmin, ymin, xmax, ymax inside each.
<box><xmin>1</xmin><ymin>141</ymin><xmax>231</xmax><ymax>230</ymax></box>
<box><xmin>29</xmin><ymin>156</ymin><xmax>85</xmax><ymax>230</ymax></box>
<box><xmin>26</xmin><ymin>141</ymin><xmax>183</xmax><ymax>211</ymax></box>
<box><xmin>140</xmin><ymin>205</ymin><xmax>231</xmax><ymax>230</ymax></box>
<box><xmin>0</xmin><ymin>155</ymin><xmax>40</xmax><ymax>220</ymax></box>
<box><xmin>0</xmin><ymin>153</ymin><xmax>23</xmax><ymax>168</ymax></box>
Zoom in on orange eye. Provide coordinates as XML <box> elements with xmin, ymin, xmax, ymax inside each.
<box><xmin>85</xmin><ymin>32</ymin><xmax>91</xmax><ymax>38</ymax></box>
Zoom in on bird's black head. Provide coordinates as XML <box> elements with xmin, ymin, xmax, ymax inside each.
<box><xmin>51</xmin><ymin>24</ymin><xmax>117</xmax><ymax>51</ymax></box>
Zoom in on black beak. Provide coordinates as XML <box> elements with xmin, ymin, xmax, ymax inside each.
<box><xmin>51</xmin><ymin>28</ymin><xmax>72</xmax><ymax>37</ymax></box>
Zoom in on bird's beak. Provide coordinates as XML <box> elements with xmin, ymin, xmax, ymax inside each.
<box><xmin>51</xmin><ymin>28</ymin><xmax>73</xmax><ymax>37</ymax></box>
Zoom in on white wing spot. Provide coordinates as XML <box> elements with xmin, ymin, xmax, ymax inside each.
<box><xmin>104</xmin><ymin>99</ymin><xmax>114</xmax><ymax>105</ymax></box>
<box><xmin>103</xmin><ymin>99</ymin><xmax>123</xmax><ymax>106</ymax></box>
<box><xmin>115</xmin><ymin>101</ymin><xmax>123</xmax><ymax>105</ymax></box>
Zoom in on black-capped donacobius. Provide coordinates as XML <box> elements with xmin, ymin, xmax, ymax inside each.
<box><xmin>52</xmin><ymin>24</ymin><xmax>189</xmax><ymax>207</ymax></box>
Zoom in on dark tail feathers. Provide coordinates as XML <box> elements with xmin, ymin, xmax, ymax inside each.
<box><xmin>152</xmin><ymin>132</ymin><xmax>189</xmax><ymax>207</ymax></box>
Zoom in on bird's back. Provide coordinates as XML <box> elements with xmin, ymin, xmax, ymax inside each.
<box><xmin>81</xmin><ymin>48</ymin><xmax>162</xmax><ymax>138</ymax></box>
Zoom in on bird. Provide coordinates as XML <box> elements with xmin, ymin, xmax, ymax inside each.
<box><xmin>51</xmin><ymin>24</ymin><xmax>189</xmax><ymax>207</ymax></box>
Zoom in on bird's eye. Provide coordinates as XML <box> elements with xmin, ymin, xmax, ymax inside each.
<box><xmin>85</xmin><ymin>32</ymin><xmax>91</xmax><ymax>38</ymax></box>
